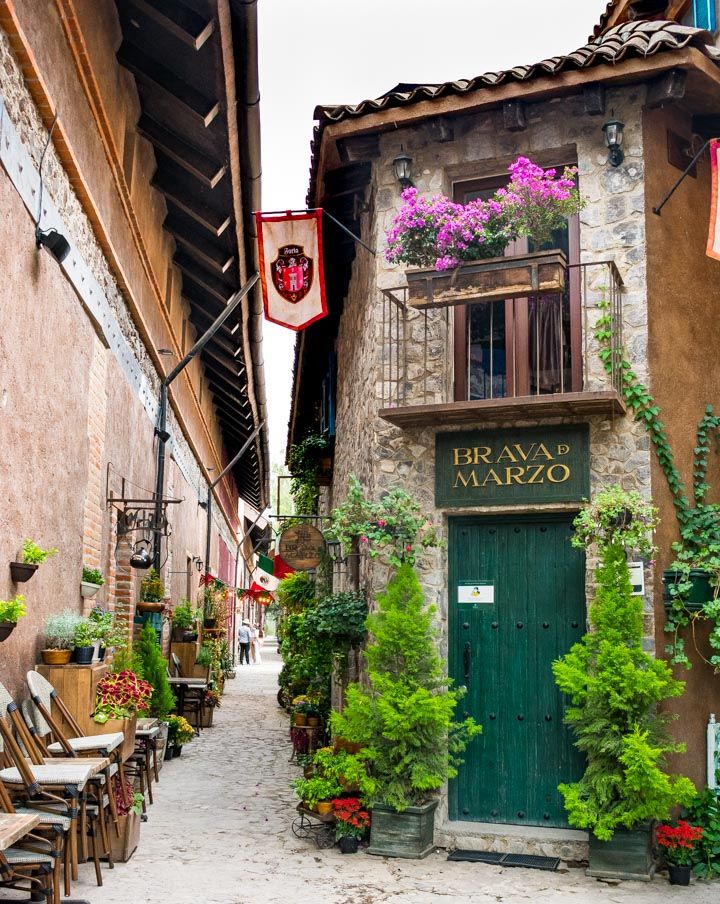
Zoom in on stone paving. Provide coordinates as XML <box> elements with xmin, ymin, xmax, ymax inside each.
<box><xmin>73</xmin><ymin>643</ymin><xmax>716</xmax><ymax>904</ymax></box>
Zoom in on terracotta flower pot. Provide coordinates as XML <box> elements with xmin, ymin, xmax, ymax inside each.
<box><xmin>137</xmin><ymin>600</ymin><xmax>164</xmax><ymax>613</ymax></box>
<box><xmin>41</xmin><ymin>649</ymin><xmax>72</xmax><ymax>665</ymax></box>
<box><xmin>307</xmin><ymin>716</ymin><xmax>320</xmax><ymax>727</ymax></box>
<box><xmin>316</xmin><ymin>801</ymin><xmax>333</xmax><ymax>816</ymax></box>
<box><xmin>294</xmin><ymin>713</ymin><xmax>308</xmax><ymax>726</ymax></box>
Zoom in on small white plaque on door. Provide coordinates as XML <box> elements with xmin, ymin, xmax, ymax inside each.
<box><xmin>458</xmin><ymin>582</ymin><xmax>494</xmax><ymax>604</ymax></box>
<box><xmin>629</xmin><ymin>561</ymin><xmax>645</xmax><ymax>597</ymax></box>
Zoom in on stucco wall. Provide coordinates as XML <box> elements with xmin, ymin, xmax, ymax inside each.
<box><xmin>643</xmin><ymin>103</ymin><xmax>720</xmax><ymax>783</ymax></box>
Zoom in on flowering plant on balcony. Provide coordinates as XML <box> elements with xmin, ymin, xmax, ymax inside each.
<box><xmin>656</xmin><ymin>821</ymin><xmax>703</xmax><ymax>866</ymax></box>
<box><xmin>93</xmin><ymin>669</ymin><xmax>153</xmax><ymax>722</ymax></box>
<box><xmin>385</xmin><ymin>156</ymin><xmax>583</xmax><ymax>271</ymax></box>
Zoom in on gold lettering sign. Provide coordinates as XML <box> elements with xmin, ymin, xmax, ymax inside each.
<box><xmin>451</xmin><ymin>441</ymin><xmax>572</xmax><ymax>488</ymax></box>
<box><xmin>278</xmin><ymin>524</ymin><xmax>325</xmax><ymax>571</ymax></box>
<box><xmin>436</xmin><ymin>428</ymin><xmax>589</xmax><ymax>507</ymax></box>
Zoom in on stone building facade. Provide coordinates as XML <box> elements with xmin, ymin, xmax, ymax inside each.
<box><xmin>291</xmin><ymin>17</ymin><xmax>720</xmax><ymax>856</ymax></box>
<box><xmin>0</xmin><ymin>1</ymin><xmax>268</xmax><ymax>697</ymax></box>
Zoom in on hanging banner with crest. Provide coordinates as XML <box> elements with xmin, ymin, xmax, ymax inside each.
<box><xmin>707</xmin><ymin>139</ymin><xmax>720</xmax><ymax>261</ymax></box>
<box><xmin>255</xmin><ymin>210</ymin><xmax>327</xmax><ymax>331</ymax></box>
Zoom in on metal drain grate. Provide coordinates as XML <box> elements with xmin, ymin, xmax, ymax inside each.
<box><xmin>502</xmin><ymin>853</ymin><xmax>560</xmax><ymax>871</ymax></box>
<box><xmin>448</xmin><ymin>850</ymin><xmax>505</xmax><ymax>864</ymax></box>
<box><xmin>448</xmin><ymin>850</ymin><xmax>560</xmax><ymax>871</ymax></box>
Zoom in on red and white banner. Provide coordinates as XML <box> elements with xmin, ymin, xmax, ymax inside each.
<box><xmin>255</xmin><ymin>210</ymin><xmax>327</xmax><ymax>330</ymax></box>
<box><xmin>707</xmin><ymin>139</ymin><xmax>720</xmax><ymax>260</ymax></box>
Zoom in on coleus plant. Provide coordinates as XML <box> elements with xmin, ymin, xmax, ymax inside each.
<box><xmin>93</xmin><ymin>669</ymin><xmax>152</xmax><ymax>722</ymax></box>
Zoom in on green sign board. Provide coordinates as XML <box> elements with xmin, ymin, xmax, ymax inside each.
<box><xmin>435</xmin><ymin>425</ymin><xmax>589</xmax><ymax>507</ymax></box>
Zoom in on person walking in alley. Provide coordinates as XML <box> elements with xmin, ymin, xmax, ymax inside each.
<box><xmin>253</xmin><ymin>624</ymin><xmax>263</xmax><ymax>664</ymax></box>
<box><xmin>249</xmin><ymin>622</ymin><xmax>258</xmax><ymax>663</ymax></box>
<box><xmin>238</xmin><ymin>620</ymin><xmax>252</xmax><ymax>665</ymax></box>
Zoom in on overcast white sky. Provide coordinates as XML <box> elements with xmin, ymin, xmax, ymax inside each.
<box><xmin>257</xmin><ymin>0</ymin><xmax>605</xmax><ymax>463</ymax></box>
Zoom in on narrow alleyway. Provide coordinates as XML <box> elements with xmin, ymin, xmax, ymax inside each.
<box><xmin>74</xmin><ymin>645</ymin><xmax>717</xmax><ymax>904</ymax></box>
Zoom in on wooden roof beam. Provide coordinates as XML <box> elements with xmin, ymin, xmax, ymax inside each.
<box><xmin>129</xmin><ymin>0</ymin><xmax>216</xmax><ymax>50</ymax></box>
<box><xmin>175</xmin><ymin>251</ymin><xmax>236</xmax><ymax>303</ymax></box>
<box><xmin>153</xmin><ymin>170</ymin><xmax>231</xmax><ymax>236</ymax></box>
<box><xmin>138</xmin><ymin>114</ymin><xmax>226</xmax><ymax>188</ymax></box>
<box><xmin>165</xmin><ymin>214</ymin><xmax>235</xmax><ymax>273</ymax></box>
<box><xmin>202</xmin><ymin>343</ymin><xmax>245</xmax><ymax>379</ymax></box>
<box><xmin>118</xmin><ymin>40</ymin><xmax>220</xmax><ymax>127</ymax></box>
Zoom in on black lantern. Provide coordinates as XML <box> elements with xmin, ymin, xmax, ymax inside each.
<box><xmin>602</xmin><ymin>119</ymin><xmax>625</xmax><ymax>167</ymax></box>
<box><xmin>35</xmin><ymin>227</ymin><xmax>71</xmax><ymax>263</ymax></box>
<box><xmin>392</xmin><ymin>149</ymin><xmax>413</xmax><ymax>189</ymax></box>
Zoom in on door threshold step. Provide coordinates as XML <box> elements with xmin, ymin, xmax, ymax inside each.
<box><xmin>448</xmin><ymin>850</ymin><xmax>560</xmax><ymax>871</ymax></box>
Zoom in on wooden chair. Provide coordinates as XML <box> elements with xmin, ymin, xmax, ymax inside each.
<box><xmin>170</xmin><ymin>652</ymin><xmax>207</xmax><ymax>731</ymax></box>
<box><xmin>0</xmin><ymin>682</ymin><xmax>110</xmax><ymax>884</ymax></box>
<box><xmin>0</xmin><ymin>778</ymin><xmax>67</xmax><ymax>904</ymax></box>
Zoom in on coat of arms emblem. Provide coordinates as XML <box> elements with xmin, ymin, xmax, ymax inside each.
<box><xmin>271</xmin><ymin>244</ymin><xmax>313</xmax><ymax>303</ymax></box>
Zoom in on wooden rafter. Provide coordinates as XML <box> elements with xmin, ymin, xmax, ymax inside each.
<box><xmin>129</xmin><ymin>0</ymin><xmax>215</xmax><ymax>50</ymax></box>
<box><xmin>137</xmin><ymin>114</ymin><xmax>226</xmax><ymax>188</ymax></box>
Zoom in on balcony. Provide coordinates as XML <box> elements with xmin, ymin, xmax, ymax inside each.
<box><xmin>378</xmin><ymin>257</ymin><xmax>625</xmax><ymax>429</ymax></box>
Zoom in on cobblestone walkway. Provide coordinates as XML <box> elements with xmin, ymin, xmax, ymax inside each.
<box><xmin>74</xmin><ymin>643</ymin><xmax>716</xmax><ymax>903</ymax></box>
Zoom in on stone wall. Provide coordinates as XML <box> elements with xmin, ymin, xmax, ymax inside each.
<box><xmin>331</xmin><ymin>85</ymin><xmax>654</xmax><ymax>630</ymax></box>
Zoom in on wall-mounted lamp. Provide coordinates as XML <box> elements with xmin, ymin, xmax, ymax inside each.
<box><xmin>129</xmin><ymin>539</ymin><xmax>153</xmax><ymax>569</ymax></box>
<box><xmin>392</xmin><ymin>149</ymin><xmax>413</xmax><ymax>190</ymax></box>
<box><xmin>35</xmin><ymin>227</ymin><xmax>71</xmax><ymax>263</ymax></box>
<box><xmin>602</xmin><ymin>118</ymin><xmax>625</xmax><ymax>167</ymax></box>
<box><xmin>193</xmin><ymin>556</ymin><xmax>204</xmax><ymax>572</ymax></box>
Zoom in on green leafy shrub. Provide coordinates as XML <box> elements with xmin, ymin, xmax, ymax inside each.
<box><xmin>172</xmin><ymin>599</ymin><xmax>200</xmax><ymax>629</ymax></box>
<box><xmin>22</xmin><ymin>540</ymin><xmax>58</xmax><ymax>565</ymax></box>
<box><xmin>0</xmin><ymin>595</ymin><xmax>26</xmax><ymax>623</ymax></box>
<box><xmin>82</xmin><ymin>567</ymin><xmax>105</xmax><ymax>586</ymax></box>
<box><xmin>136</xmin><ymin>621</ymin><xmax>176</xmax><ymax>718</ymax></box>
<box><xmin>684</xmin><ymin>789</ymin><xmax>720</xmax><ymax>879</ymax></box>
<box><xmin>306</xmin><ymin>592</ymin><xmax>367</xmax><ymax>648</ymax></box>
<box><xmin>139</xmin><ymin>568</ymin><xmax>165</xmax><ymax>602</ymax></box>
<box><xmin>553</xmin><ymin>537</ymin><xmax>695</xmax><ymax>841</ymax></box>
<box><xmin>277</xmin><ymin>572</ymin><xmax>316</xmax><ymax>614</ymax></box>
<box><xmin>331</xmin><ymin>564</ymin><xmax>481</xmax><ymax>811</ymax></box>
<box><xmin>74</xmin><ymin>619</ymin><xmax>94</xmax><ymax>647</ymax></box>
<box><xmin>287</xmin><ymin>432</ymin><xmax>332</xmax><ymax>515</ymax></box>
<box><xmin>43</xmin><ymin>610</ymin><xmax>82</xmax><ymax>649</ymax></box>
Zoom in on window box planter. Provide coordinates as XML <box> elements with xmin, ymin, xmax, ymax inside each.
<box><xmin>87</xmin><ymin>715</ymin><xmax>137</xmax><ymax>763</ymax></box>
<box><xmin>662</xmin><ymin>569</ymin><xmax>715</xmax><ymax>612</ymax></box>
<box><xmin>586</xmin><ymin>824</ymin><xmax>656</xmax><ymax>881</ymax></box>
<box><xmin>10</xmin><ymin>562</ymin><xmax>38</xmax><ymax>583</ymax></box>
<box><xmin>406</xmin><ymin>249</ymin><xmax>567</xmax><ymax>310</ymax></box>
<box><xmin>367</xmin><ymin>799</ymin><xmax>438</xmax><ymax>859</ymax></box>
<box><xmin>102</xmin><ymin>811</ymin><xmax>140</xmax><ymax>863</ymax></box>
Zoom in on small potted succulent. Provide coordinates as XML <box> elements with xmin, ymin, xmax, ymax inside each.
<box><xmin>657</xmin><ymin>821</ymin><xmax>704</xmax><ymax>885</ymax></box>
<box><xmin>10</xmin><ymin>539</ymin><xmax>58</xmax><ymax>583</ymax></box>
<box><xmin>0</xmin><ymin>595</ymin><xmax>26</xmax><ymax>642</ymax></box>
<box><xmin>332</xmin><ymin>797</ymin><xmax>371</xmax><ymax>853</ymax></box>
<box><xmin>81</xmin><ymin>566</ymin><xmax>105</xmax><ymax>599</ymax></box>
<box><xmin>73</xmin><ymin>618</ymin><xmax>95</xmax><ymax>664</ymax></box>
<box><xmin>41</xmin><ymin>609</ymin><xmax>82</xmax><ymax>664</ymax></box>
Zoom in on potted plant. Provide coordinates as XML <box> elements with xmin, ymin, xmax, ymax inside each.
<box><xmin>171</xmin><ymin>599</ymin><xmax>200</xmax><ymax>642</ymax></box>
<box><xmin>331</xmin><ymin>563</ymin><xmax>481</xmax><ymax>859</ymax></box>
<box><xmin>553</xmin><ymin>486</ymin><xmax>696</xmax><ymax>880</ymax></box>
<box><xmin>73</xmin><ymin>618</ymin><xmax>95</xmax><ymax>664</ymax></box>
<box><xmin>0</xmin><ymin>594</ymin><xmax>26</xmax><ymax>642</ymax></box>
<box><xmin>384</xmin><ymin>157</ymin><xmax>584</xmax><ymax>308</ymax></box>
<box><xmin>657</xmin><ymin>821</ymin><xmax>703</xmax><ymax>885</ymax></box>
<box><xmin>288</xmin><ymin>432</ymin><xmax>333</xmax><ymax>510</ymax></box>
<box><xmin>292</xmin><ymin>695</ymin><xmax>312</xmax><ymax>727</ymax></box>
<box><xmin>104</xmin><ymin>780</ymin><xmax>144</xmax><ymax>863</ymax></box>
<box><xmin>80</xmin><ymin>566</ymin><xmax>105</xmax><ymax>599</ymax></box>
<box><xmin>91</xmin><ymin>669</ymin><xmax>152</xmax><ymax>761</ymax></box>
<box><xmin>332</xmin><ymin>798</ymin><xmax>371</xmax><ymax>853</ymax></box>
<box><xmin>166</xmin><ymin>714</ymin><xmax>194</xmax><ymax>756</ymax></box>
<box><xmin>87</xmin><ymin>606</ymin><xmax>116</xmax><ymax>660</ymax></box>
<box><xmin>10</xmin><ymin>539</ymin><xmax>58</xmax><ymax>583</ymax></box>
<box><xmin>41</xmin><ymin>609</ymin><xmax>82</xmax><ymax>663</ymax></box>
<box><xmin>137</xmin><ymin>568</ymin><xmax>166</xmax><ymax>613</ymax></box>
<box><xmin>291</xmin><ymin>772</ymin><xmax>342</xmax><ymax>813</ymax></box>
<box><xmin>135</xmin><ymin>620</ymin><xmax>176</xmax><ymax>720</ymax></box>
<box><xmin>201</xmin><ymin>688</ymin><xmax>221</xmax><ymax>727</ymax></box>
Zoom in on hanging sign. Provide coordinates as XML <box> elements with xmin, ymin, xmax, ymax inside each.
<box><xmin>436</xmin><ymin>425</ymin><xmax>589</xmax><ymax>507</ymax></box>
<box><xmin>278</xmin><ymin>524</ymin><xmax>325</xmax><ymax>571</ymax></box>
<box><xmin>255</xmin><ymin>210</ymin><xmax>327</xmax><ymax>331</ymax></box>
<box><xmin>708</xmin><ymin>139</ymin><xmax>720</xmax><ymax>261</ymax></box>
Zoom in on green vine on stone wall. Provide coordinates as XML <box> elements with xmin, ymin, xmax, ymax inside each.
<box><xmin>595</xmin><ymin>301</ymin><xmax>720</xmax><ymax>669</ymax></box>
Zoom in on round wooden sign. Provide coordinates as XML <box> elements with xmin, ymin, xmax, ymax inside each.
<box><xmin>278</xmin><ymin>524</ymin><xmax>325</xmax><ymax>571</ymax></box>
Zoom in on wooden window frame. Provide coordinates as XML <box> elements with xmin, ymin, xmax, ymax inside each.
<box><xmin>452</xmin><ymin>172</ymin><xmax>581</xmax><ymax>401</ymax></box>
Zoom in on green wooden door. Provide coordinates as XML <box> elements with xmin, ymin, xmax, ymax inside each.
<box><xmin>448</xmin><ymin>514</ymin><xmax>585</xmax><ymax>828</ymax></box>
